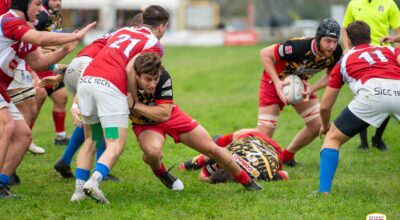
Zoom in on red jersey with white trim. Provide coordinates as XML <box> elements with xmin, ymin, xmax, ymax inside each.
<box><xmin>265</xmin><ymin>37</ymin><xmax>342</xmax><ymax>81</ymax></box>
<box><xmin>82</xmin><ymin>26</ymin><xmax>163</xmax><ymax>94</ymax></box>
<box><xmin>328</xmin><ymin>44</ymin><xmax>400</xmax><ymax>91</ymax></box>
<box><xmin>0</xmin><ymin>0</ymin><xmax>11</xmax><ymax>15</ymax></box>
<box><xmin>0</xmin><ymin>10</ymin><xmax>37</xmax><ymax>102</ymax></box>
<box><xmin>77</xmin><ymin>33</ymin><xmax>112</xmax><ymax>58</ymax></box>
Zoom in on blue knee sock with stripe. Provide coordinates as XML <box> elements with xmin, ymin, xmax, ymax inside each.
<box><xmin>61</xmin><ymin>126</ymin><xmax>85</xmax><ymax>165</ymax></box>
<box><xmin>319</xmin><ymin>148</ymin><xmax>339</xmax><ymax>193</ymax></box>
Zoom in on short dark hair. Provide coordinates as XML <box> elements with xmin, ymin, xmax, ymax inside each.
<box><xmin>134</xmin><ymin>53</ymin><xmax>164</xmax><ymax>76</ymax></box>
<box><xmin>143</xmin><ymin>5</ymin><xmax>169</xmax><ymax>28</ymax></box>
<box><xmin>346</xmin><ymin>21</ymin><xmax>371</xmax><ymax>46</ymax></box>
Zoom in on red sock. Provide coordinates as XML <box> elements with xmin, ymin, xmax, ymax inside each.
<box><xmin>283</xmin><ymin>149</ymin><xmax>295</xmax><ymax>162</ymax></box>
<box><xmin>196</xmin><ymin>155</ymin><xmax>206</xmax><ymax>167</ymax></box>
<box><xmin>234</xmin><ymin>170</ymin><xmax>251</xmax><ymax>185</ymax></box>
<box><xmin>152</xmin><ymin>162</ymin><xmax>166</xmax><ymax>177</ymax></box>
<box><xmin>216</xmin><ymin>133</ymin><xmax>233</xmax><ymax>147</ymax></box>
<box><xmin>52</xmin><ymin>111</ymin><xmax>66</xmax><ymax>133</ymax></box>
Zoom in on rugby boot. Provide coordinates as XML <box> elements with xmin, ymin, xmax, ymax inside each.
<box><xmin>9</xmin><ymin>172</ymin><xmax>21</xmax><ymax>186</ymax></box>
<box><xmin>284</xmin><ymin>159</ymin><xmax>298</xmax><ymax>167</ymax></box>
<box><xmin>243</xmin><ymin>179</ymin><xmax>263</xmax><ymax>191</ymax></box>
<box><xmin>158</xmin><ymin>167</ymin><xmax>184</xmax><ymax>191</ymax></box>
<box><xmin>71</xmin><ymin>189</ymin><xmax>87</xmax><ymax>202</ymax></box>
<box><xmin>372</xmin><ymin>136</ymin><xmax>388</xmax><ymax>151</ymax></box>
<box><xmin>54</xmin><ymin>159</ymin><xmax>74</xmax><ymax>178</ymax></box>
<box><xmin>104</xmin><ymin>173</ymin><xmax>120</xmax><ymax>182</ymax></box>
<box><xmin>29</xmin><ymin>142</ymin><xmax>45</xmax><ymax>154</ymax></box>
<box><xmin>83</xmin><ymin>179</ymin><xmax>109</xmax><ymax>204</ymax></box>
<box><xmin>0</xmin><ymin>184</ymin><xmax>17</xmax><ymax>199</ymax></box>
<box><xmin>55</xmin><ymin>136</ymin><xmax>70</xmax><ymax>145</ymax></box>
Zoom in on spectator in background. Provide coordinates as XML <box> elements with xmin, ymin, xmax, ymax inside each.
<box><xmin>341</xmin><ymin>0</ymin><xmax>400</xmax><ymax>151</ymax></box>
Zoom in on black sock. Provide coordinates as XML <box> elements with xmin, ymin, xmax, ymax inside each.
<box><xmin>359</xmin><ymin>128</ymin><xmax>368</xmax><ymax>146</ymax></box>
<box><xmin>375</xmin><ymin>117</ymin><xmax>390</xmax><ymax>140</ymax></box>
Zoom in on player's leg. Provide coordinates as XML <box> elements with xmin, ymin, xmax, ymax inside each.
<box><xmin>358</xmin><ymin>128</ymin><xmax>369</xmax><ymax>149</ymax></box>
<box><xmin>179</xmin><ymin>125</ymin><xmax>263</xmax><ymax>190</ymax></box>
<box><xmin>0</xmin><ymin>103</ymin><xmax>16</xmax><ymax>198</ymax></box>
<box><xmin>71</xmin><ymin>122</ymin><xmax>97</xmax><ymax>202</ymax></box>
<box><xmin>283</xmin><ymin>98</ymin><xmax>320</xmax><ymax>166</ymax></box>
<box><xmin>29</xmin><ymin>87</ymin><xmax>47</xmax><ymax>153</ymax></box>
<box><xmin>136</xmin><ymin>129</ymin><xmax>184</xmax><ymax>190</ymax></box>
<box><xmin>49</xmin><ymin>85</ymin><xmax>69</xmax><ymax>145</ymax></box>
<box><xmin>371</xmin><ymin>116</ymin><xmax>390</xmax><ymax>151</ymax></box>
<box><xmin>54</xmin><ymin>126</ymin><xmax>84</xmax><ymax>178</ymax></box>
<box><xmin>319</xmin><ymin>107</ymin><xmax>368</xmax><ymax>194</ymax></box>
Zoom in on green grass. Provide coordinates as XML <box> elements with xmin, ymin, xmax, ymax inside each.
<box><xmin>2</xmin><ymin>45</ymin><xmax>400</xmax><ymax>219</ymax></box>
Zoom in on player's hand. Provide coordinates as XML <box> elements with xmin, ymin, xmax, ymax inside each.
<box><xmin>71</xmin><ymin>104</ymin><xmax>83</xmax><ymax>127</ymax></box>
<box><xmin>275</xmin><ymin>79</ymin><xmax>289</xmax><ymax>105</ymax></box>
<box><xmin>302</xmin><ymin>80</ymin><xmax>312</xmax><ymax>102</ymax></box>
<box><xmin>380</xmin><ymin>36</ymin><xmax>394</xmax><ymax>45</ymax></box>
<box><xmin>33</xmin><ymin>78</ymin><xmax>42</xmax><ymax>89</ymax></box>
<box><xmin>75</xmin><ymin>22</ymin><xmax>97</xmax><ymax>41</ymax></box>
<box><xmin>39</xmin><ymin>75</ymin><xmax>62</xmax><ymax>88</ymax></box>
<box><xmin>319</xmin><ymin>122</ymin><xmax>331</xmax><ymax>139</ymax></box>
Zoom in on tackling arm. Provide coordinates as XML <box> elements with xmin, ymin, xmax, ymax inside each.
<box><xmin>319</xmin><ymin>87</ymin><xmax>340</xmax><ymax>134</ymax></box>
<box><xmin>131</xmin><ymin>103</ymin><xmax>173</xmax><ymax>122</ymax></box>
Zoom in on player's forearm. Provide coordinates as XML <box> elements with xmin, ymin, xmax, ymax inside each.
<box><xmin>311</xmin><ymin>74</ymin><xmax>329</xmax><ymax>92</ymax></box>
<box><xmin>320</xmin><ymin>107</ymin><xmax>332</xmax><ymax>129</ymax></box>
<box><xmin>22</xmin><ymin>30</ymin><xmax>81</xmax><ymax>47</ymax></box>
<box><xmin>341</xmin><ymin>29</ymin><xmax>351</xmax><ymax>51</ymax></box>
<box><xmin>132</xmin><ymin>103</ymin><xmax>172</xmax><ymax>122</ymax></box>
<box><xmin>28</xmin><ymin>47</ymin><xmax>71</xmax><ymax>71</ymax></box>
<box><xmin>260</xmin><ymin>47</ymin><xmax>280</xmax><ymax>83</ymax></box>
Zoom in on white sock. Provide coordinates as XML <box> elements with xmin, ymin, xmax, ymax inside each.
<box><xmin>91</xmin><ymin>171</ymin><xmax>104</xmax><ymax>183</ymax></box>
<box><xmin>56</xmin><ymin>131</ymin><xmax>66</xmax><ymax>138</ymax></box>
<box><xmin>75</xmin><ymin>179</ymin><xmax>85</xmax><ymax>192</ymax></box>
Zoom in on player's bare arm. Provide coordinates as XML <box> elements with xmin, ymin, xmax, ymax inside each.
<box><xmin>319</xmin><ymin>87</ymin><xmax>340</xmax><ymax>136</ymax></box>
<box><xmin>126</xmin><ymin>55</ymin><xmax>139</xmax><ymax>101</ymax></box>
<box><xmin>21</xmin><ymin>22</ymin><xmax>96</xmax><ymax>47</ymax></box>
<box><xmin>260</xmin><ymin>45</ymin><xmax>288</xmax><ymax>104</ymax></box>
<box><xmin>131</xmin><ymin>103</ymin><xmax>172</xmax><ymax>122</ymax></box>
<box><xmin>24</xmin><ymin>43</ymin><xmax>77</xmax><ymax>71</ymax></box>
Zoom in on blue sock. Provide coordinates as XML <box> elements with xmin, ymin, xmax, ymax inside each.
<box><xmin>96</xmin><ymin>138</ymin><xmax>106</xmax><ymax>161</ymax></box>
<box><xmin>75</xmin><ymin>168</ymin><xmax>90</xmax><ymax>181</ymax></box>
<box><xmin>0</xmin><ymin>174</ymin><xmax>11</xmax><ymax>185</ymax></box>
<box><xmin>319</xmin><ymin>148</ymin><xmax>339</xmax><ymax>193</ymax></box>
<box><xmin>61</xmin><ymin>126</ymin><xmax>85</xmax><ymax>165</ymax></box>
<box><xmin>94</xmin><ymin>163</ymin><xmax>109</xmax><ymax>179</ymax></box>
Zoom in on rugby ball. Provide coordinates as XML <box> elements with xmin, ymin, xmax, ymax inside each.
<box><xmin>282</xmin><ymin>75</ymin><xmax>304</xmax><ymax>104</ymax></box>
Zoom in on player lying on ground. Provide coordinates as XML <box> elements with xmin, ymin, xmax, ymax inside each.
<box><xmin>180</xmin><ymin>131</ymin><xmax>288</xmax><ymax>183</ymax></box>
<box><xmin>129</xmin><ymin>53</ymin><xmax>263</xmax><ymax>192</ymax></box>
<box><xmin>319</xmin><ymin>20</ymin><xmax>400</xmax><ymax>194</ymax></box>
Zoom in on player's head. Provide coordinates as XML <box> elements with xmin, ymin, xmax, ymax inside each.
<box><xmin>143</xmin><ymin>5</ymin><xmax>169</xmax><ymax>39</ymax></box>
<box><xmin>315</xmin><ymin>18</ymin><xmax>340</xmax><ymax>57</ymax></box>
<box><xmin>131</xmin><ymin>10</ymin><xmax>143</xmax><ymax>28</ymax></box>
<box><xmin>134</xmin><ymin>52</ymin><xmax>164</xmax><ymax>94</ymax></box>
<box><xmin>43</xmin><ymin>0</ymin><xmax>62</xmax><ymax>13</ymax></box>
<box><xmin>11</xmin><ymin>0</ymin><xmax>42</xmax><ymax>22</ymax></box>
<box><xmin>346</xmin><ymin>21</ymin><xmax>371</xmax><ymax>47</ymax></box>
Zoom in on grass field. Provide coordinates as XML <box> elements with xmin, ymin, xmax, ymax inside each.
<box><xmin>1</xmin><ymin>45</ymin><xmax>399</xmax><ymax>219</ymax></box>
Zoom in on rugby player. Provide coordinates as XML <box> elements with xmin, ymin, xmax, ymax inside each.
<box><xmin>319</xmin><ymin>21</ymin><xmax>400</xmax><ymax>194</ymax></box>
<box><xmin>71</xmin><ymin>5</ymin><xmax>168</xmax><ymax>204</ymax></box>
<box><xmin>215</xmin><ymin>18</ymin><xmax>343</xmax><ymax>167</ymax></box>
<box><xmin>180</xmin><ymin>131</ymin><xmax>288</xmax><ymax>183</ymax></box>
<box><xmin>129</xmin><ymin>53</ymin><xmax>263</xmax><ymax>192</ymax></box>
<box><xmin>0</xmin><ymin>0</ymin><xmax>95</xmax><ymax>198</ymax></box>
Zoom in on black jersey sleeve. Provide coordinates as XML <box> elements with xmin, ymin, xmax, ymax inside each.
<box><xmin>275</xmin><ymin>38</ymin><xmax>313</xmax><ymax>61</ymax></box>
<box><xmin>154</xmin><ymin>70</ymin><xmax>173</xmax><ymax>104</ymax></box>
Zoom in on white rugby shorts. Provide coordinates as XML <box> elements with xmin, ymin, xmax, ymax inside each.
<box><xmin>65</xmin><ymin>56</ymin><xmax>92</xmax><ymax>95</ymax></box>
<box><xmin>0</xmin><ymin>94</ymin><xmax>24</xmax><ymax>121</ymax></box>
<box><xmin>7</xmin><ymin>69</ymin><xmax>34</xmax><ymax>90</ymax></box>
<box><xmin>77</xmin><ymin>76</ymin><xmax>129</xmax><ymax>128</ymax></box>
<box><xmin>349</xmin><ymin>78</ymin><xmax>400</xmax><ymax>127</ymax></box>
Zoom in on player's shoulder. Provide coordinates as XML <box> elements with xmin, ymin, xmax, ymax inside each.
<box><xmin>278</xmin><ymin>37</ymin><xmax>313</xmax><ymax>56</ymax></box>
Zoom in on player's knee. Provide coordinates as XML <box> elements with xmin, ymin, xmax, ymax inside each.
<box><xmin>0</xmin><ymin>119</ymin><xmax>15</xmax><ymax>139</ymax></box>
<box><xmin>257</xmin><ymin>114</ymin><xmax>278</xmax><ymax>129</ymax></box>
<box><xmin>142</xmin><ymin>146</ymin><xmax>162</xmax><ymax>161</ymax></box>
<box><xmin>301</xmin><ymin>103</ymin><xmax>320</xmax><ymax>125</ymax></box>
